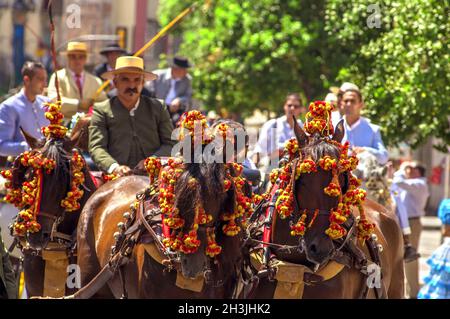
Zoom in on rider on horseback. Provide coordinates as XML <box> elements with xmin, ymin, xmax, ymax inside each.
<box><xmin>89</xmin><ymin>56</ymin><xmax>176</xmax><ymax>177</ymax></box>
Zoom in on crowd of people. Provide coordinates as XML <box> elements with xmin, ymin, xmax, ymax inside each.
<box><xmin>0</xmin><ymin>41</ymin><xmax>447</xmax><ymax>299</ymax></box>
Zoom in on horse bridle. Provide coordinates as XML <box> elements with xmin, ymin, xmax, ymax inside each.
<box><xmin>38</xmin><ymin>211</ymin><xmax>73</xmax><ymax>244</ymax></box>
<box><xmin>136</xmin><ymin>187</ymin><xmax>232</xmax><ymax>288</ymax></box>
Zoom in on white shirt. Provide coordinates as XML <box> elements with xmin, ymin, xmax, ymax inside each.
<box><xmin>392</xmin><ymin>170</ymin><xmax>429</xmax><ymax>219</ymax></box>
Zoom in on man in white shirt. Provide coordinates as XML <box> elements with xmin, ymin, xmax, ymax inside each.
<box><xmin>251</xmin><ymin>93</ymin><xmax>304</xmax><ymax>172</ymax></box>
<box><xmin>392</xmin><ymin>161</ymin><xmax>429</xmax><ymax>298</ymax></box>
<box><xmin>332</xmin><ymin>84</ymin><xmax>389</xmax><ymax>165</ymax></box>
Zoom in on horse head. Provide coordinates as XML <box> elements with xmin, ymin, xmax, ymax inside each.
<box><xmin>172</xmin><ymin>162</ymin><xmax>232</xmax><ymax>279</ymax></box>
<box><xmin>159</xmin><ymin>113</ymin><xmax>248</xmax><ymax>285</ymax></box>
<box><xmin>292</xmin><ymin>118</ymin><xmax>348</xmax><ymax>266</ymax></box>
<box><xmin>4</xmin><ymin>127</ymin><xmax>94</xmax><ymax>250</ymax></box>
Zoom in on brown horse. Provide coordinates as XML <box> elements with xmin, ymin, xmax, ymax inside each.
<box><xmin>250</xmin><ymin>120</ymin><xmax>405</xmax><ymax>299</ymax></box>
<box><xmin>7</xmin><ymin>132</ymin><xmax>96</xmax><ymax>297</ymax></box>
<box><xmin>77</xmin><ymin>160</ymin><xmax>246</xmax><ymax>299</ymax></box>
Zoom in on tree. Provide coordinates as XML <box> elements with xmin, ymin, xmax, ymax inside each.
<box><xmin>159</xmin><ymin>0</ymin><xmax>349</xmax><ymax>116</ymax></box>
<box><xmin>159</xmin><ymin>0</ymin><xmax>449</xmax><ymax>149</ymax></box>
<box><xmin>326</xmin><ymin>0</ymin><xmax>449</xmax><ymax>150</ymax></box>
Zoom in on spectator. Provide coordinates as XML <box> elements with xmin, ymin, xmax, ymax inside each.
<box><xmin>48</xmin><ymin>42</ymin><xmax>107</xmax><ymax>119</ymax></box>
<box><xmin>333</xmin><ymin>84</ymin><xmax>389</xmax><ymax>165</ymax></box>
<box><xmin>418</xmin><ymin>198</ymin><xmax>450</xmax><ymax>299</ymax></box>
<box><xmin>0</xmin><ymin>61</ymin><xmax>49</xmax><ymax>159</ymax></box>
<box><xmin>392</xmin><ymin>161</ymin><xmax>430</xmax><ymax>298</ymax></box>
<box><xmin>251</xmin><ymin>93</ymin><xmax>304</xmax><ymax>172</ymax></box>
<box><xmin>89</xmin><ymin>56</ymin><xmax>175</xmax><ymax>176</ymax></box>
<box><xmin>145</xmin><ymin>56</ymin><xmax>193</xmax><ymax>127</ymax></box>
<box><xmin>94</xmin><ymin>43</ymin><xmax>127</xmax><ymax>81</ymax></box>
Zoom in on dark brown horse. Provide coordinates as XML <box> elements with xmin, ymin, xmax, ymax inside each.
<box><xmin>251</xmin><ymin>120</ymin><xmax>405</xmax><ymax>299</ymax></box>
<box><xmin>8</xmin><ymin>132</ymin><xmax>96</xmax><ymax>297</ymax></box>
<box><xmin>77</xmin><ymin>161</ymin><xmax>246</xmax><ymax>299</ymax></box>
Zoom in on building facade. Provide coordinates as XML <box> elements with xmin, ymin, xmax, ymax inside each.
<box><xmin>0</xmin><ymin>0</ymin><xmax>173</xmax><ymax>94</ymax></box>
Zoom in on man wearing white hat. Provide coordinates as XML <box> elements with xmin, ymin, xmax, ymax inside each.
<box><xmin>47</xmin><ymin>42</ymin><xmax>107</xmax><ymax>119</ymax></box>
<box><xmin>89</xmin><ymin>56</ymin><xmax>175</xmax><ymax>176</ymax></box>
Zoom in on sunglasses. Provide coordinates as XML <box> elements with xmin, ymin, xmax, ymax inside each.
<box><xmin>287</xmin><ymin>104</ymin><xmax>302</xmax><ymax>109</ymax></box>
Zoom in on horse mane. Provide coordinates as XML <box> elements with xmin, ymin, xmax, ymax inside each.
<box><xmin>301</xmin><ymin>133</ymin><xmax>341</xmax><ymax>161</ymax></box>
<box><xmin>42</xmin><ymin>139</ymin><xmax>71</xmax><ymax>176</ymax></box>
<box><xmin>174</xmin><ymin>162</ymin><xmax>226</xmax><ymax>230</ymax></box>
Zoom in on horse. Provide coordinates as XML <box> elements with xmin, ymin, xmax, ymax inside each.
<box><xmin>3</xmin><ymin>130</ymin><xmax>96</xmax><ymax>298</ymax></box>
<box><xmin>249</xmin><ymin>118</ymin><xmax>405</xmax><ymax>299</ymax></box>
<box><xmin>76</xmin><ymin>159</ymin><xmax>248</xmax><ymax>299</ymax></box>
<box><xmin>354</xmin><ymin>151</ymin><xmax>392</xmax><ymax>209</ymax></box>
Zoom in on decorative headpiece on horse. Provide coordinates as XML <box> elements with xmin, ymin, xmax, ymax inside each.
<box><xmin>1</xmin><ymin>0</ymin><xmax>87</xmax><ymax>237</ymax></box>
<box><xmin>0</xmin><ymin>102</ymin><xmax>86</xmax><ymax>236</ymax></box>
<box><xmin>143</xmin><ymin>111</ymin><xmax>254</xmax><ymax>258</ymax></box>
<box><xmin>265</xmin><ymin>101</ymin><xmax>375</xmax><ymax>243</ymax></box>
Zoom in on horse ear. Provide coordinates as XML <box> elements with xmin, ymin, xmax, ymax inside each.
<box><xmin>332</xmin><ymin>119</ymin><xmax>345</xmax><ymax>143</ymax></box>
<box><xmin>293</xmin><ymin>115</ymin><xmax>308</xmax><ymax>147</ymax></box>
<box><xmin>20</xmin><ymin>127</ymin><xmax>40</xmax><ymax>150</ymax></box>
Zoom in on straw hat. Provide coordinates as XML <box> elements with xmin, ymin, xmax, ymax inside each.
<box><xmin>61</xmin><ymin>42</ymin><xmax>88</xmax><ymax>55</ymax></box>
<box><xmin>101</xmin><ymin>56</ymin><xmax>157</xmax><ymax>81</ymax></box>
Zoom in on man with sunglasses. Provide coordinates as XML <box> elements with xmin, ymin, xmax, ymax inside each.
<box><xmin>251</xmin><ymin>93</ymin><xmax>305</xmax><ymax>172</ymax></box>
<box><xmin>47</xmin><ymin>42</ymin><xmax>107</xmax><ymax>119</ymax></box>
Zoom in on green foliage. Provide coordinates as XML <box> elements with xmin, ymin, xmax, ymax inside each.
<box><xmin>159</xmin><ymin>0</ymin><xmax>348</xmax><ymax>116</ymax></box>
<box><xmin>159</xmin><ymin>0</ymin><xmax>449</xmax><ymax>149</ymax></box>
<box><xmin>326</xmin><ymin>0</ymin><xmax>449</xmax><ymax>150</ymax></box>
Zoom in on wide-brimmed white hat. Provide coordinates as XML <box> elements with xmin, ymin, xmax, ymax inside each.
<box><xmin>101</xmin><ymin>56</ymin><xmax>157</xmax><ymax>81</ymax></box>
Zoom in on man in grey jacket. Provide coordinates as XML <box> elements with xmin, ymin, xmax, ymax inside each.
<box><xmin>145</xmin><ymin>57</ymin><xmax>193</xmax><ymax>126</ymax></box>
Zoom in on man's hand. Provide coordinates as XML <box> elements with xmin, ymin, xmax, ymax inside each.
<box><xmin>169</xmin><ymin>98</ymin><xmax>181</xmax><ymax>113</ymax></box>
<box><xmin>78</xmin><ymin>98</ymin><xmax>95</xmax><ymax>111</ymax></box>
<box><xmin>113</xmin><ymin>165</ymin><xmax>132</xmax><ymax>177</ymax></box>
<box><xmin>352</xmin><ymin>147</ymin><xmax>366</xmax><ymax>154</ymax></box>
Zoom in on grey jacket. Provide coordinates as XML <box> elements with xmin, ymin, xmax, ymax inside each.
<box><xmin>145</xmin><ymin>68</ymin><xmax>193</xmax><ymax>109</ymax></box>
